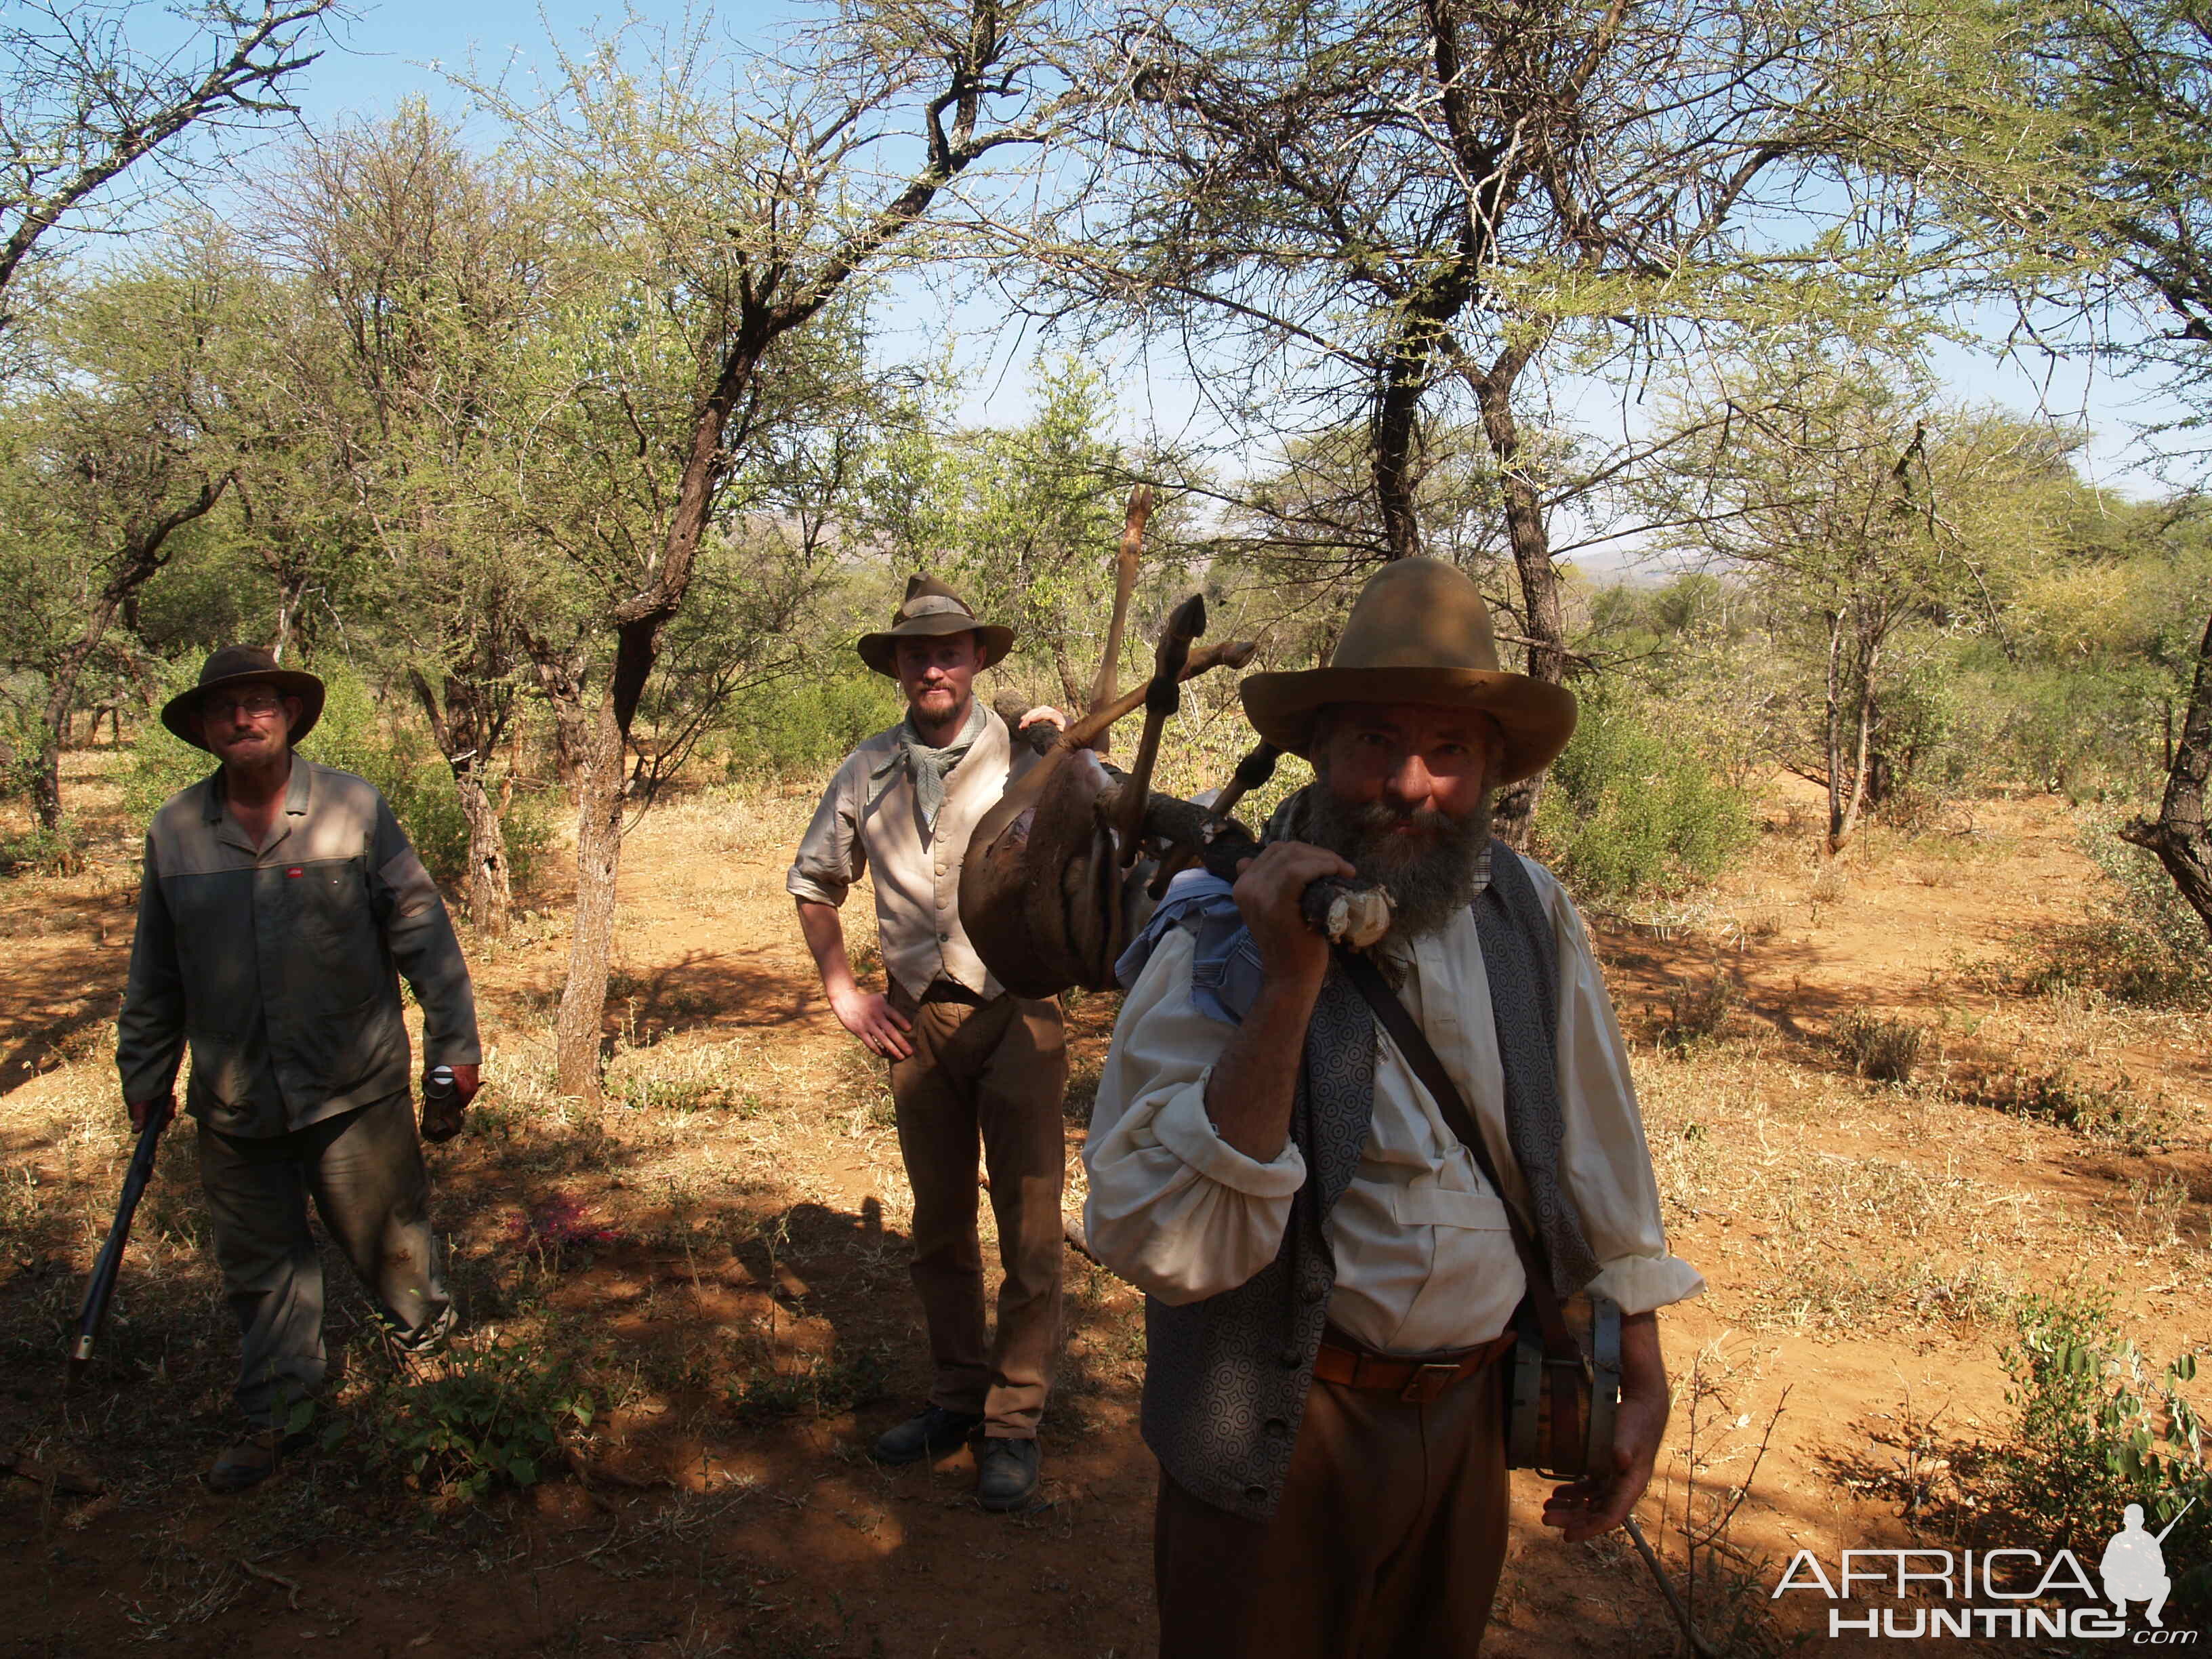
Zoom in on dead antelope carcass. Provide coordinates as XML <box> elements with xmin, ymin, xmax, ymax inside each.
<box><xmin>960</xmin><ymin>487</ymin><xmax>1391</xmax><ymax>1000</ymax></box>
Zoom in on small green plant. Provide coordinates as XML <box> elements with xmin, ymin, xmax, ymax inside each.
<box><xmin>725</xmin><ymin>1345</ymin><xmax>889</xmax><ymax>1423</ymax></box>
<box><xmin>1985</xmin><ymin>1293</ymin><xmax>2209</xmax><ymax>1616</ymax></box>
<box><xmin>1833</xmin><ymin>1007</ymin><xmax>1925</xmax><ymax>1084</ymax></box>
<box><xmin>346</xmin><ymin>1332</ymin><xmax>594</xmax><ymax>1502</ymax></box>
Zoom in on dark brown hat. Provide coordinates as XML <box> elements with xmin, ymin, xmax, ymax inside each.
<box><xmin>856</xmin><ymin>575</ymin><xmax>1015</xmax><ymax>678</ymax></box>
<box><xmin>1240</xmin><ymin>558</ymin><xmax>1577</xmax><ymax>784</ymax></box>
<box><xmin>160</xmin><ymin>645</ymin><xmax>325</xmax><ymax>753</ymax></box>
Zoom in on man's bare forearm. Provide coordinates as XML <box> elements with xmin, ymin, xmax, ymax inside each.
<box><xmin>1202</xmin><ymin>970</ymin><xmax>1324</xmax><ymax>1162</ymax></box>
<box><xmin>795</xmin><ymin>901</ymin><xmax>856</xmax><ymax>1000</ymax></box>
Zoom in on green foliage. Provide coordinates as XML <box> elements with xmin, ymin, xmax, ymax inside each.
<box><xmin>0</xmin><ymin>819</ymin><xmax>84</xmax><ymax>875</ymax></box>
<box><xmin>345</xmin><ymin>1332</ymin><xmax>594</xmax><ymax>1502</ymax></box>
<box><xmin>123</xmin><ymin>661</ymin><xmax>551</xmax><ymax>895</ymax></box>
<box><xmin>1532</xmin><ymin>687</ymin><xmax>1753</xmax><ymax>901</ymax></box>
<box><xmin>1990</xmin><ymin>1293</ymin><xmax>2209</xmax><ymax>1615</ymax></box>
<box><xmin>716</xmin><ymin>668</ymin><xmax>904</xmax><ymax>782</ymax></box>
<box><xmin>724</xmin><ymin>1343</ymin><xmax>890</xmax><ymax>1423</ymax></box>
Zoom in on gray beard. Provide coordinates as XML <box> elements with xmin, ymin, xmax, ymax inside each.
<box><xmin>1303</xmin><ymin>773</ymin><xmax>1494</xmax><ymax>940</ymax></box>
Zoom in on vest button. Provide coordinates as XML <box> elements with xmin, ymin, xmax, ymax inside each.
<box><xmin>1244</xmin><ymin>1485</ymin><xmax>1268</xmax><ymax>1505</ymax></box>
<box><xmin>1263</xmin><ymin>1417</ymin><xmax>1289</xmax><ymax>1439</ymax></box>
<box><xmin>1302</xmin><ymin>1281</ymin><xmax>1327</xmax><ymax>1304</ymax></box>
<box><xmin>1278</xmin><ymin>1347</ymin><xmax>1300</xmax><ymax>1369</ymax></box>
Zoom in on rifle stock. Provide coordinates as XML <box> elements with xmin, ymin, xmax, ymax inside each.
<box><xmin>68</xmin><ymin>1107</ymin><xmax>169</xmax><ymax>1381</ymax></box>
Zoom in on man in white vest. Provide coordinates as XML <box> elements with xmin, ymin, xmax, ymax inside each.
<box><xmin>789</xmin><ymin>576</ymin><xmax>1065</xmax><ymax>1512</ymax></box>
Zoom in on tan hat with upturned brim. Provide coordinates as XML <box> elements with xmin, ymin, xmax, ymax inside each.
<box><xmin>1239</xmin><ymin>558</ymin><xmax>1577</xmax><ymax>784</ymax></box>
<box><xmin>856</xmin><ymin>574</ymin><xmax>1015</xmax><ymax>678</ymax></box>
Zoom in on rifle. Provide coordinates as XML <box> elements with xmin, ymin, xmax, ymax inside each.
<box><xmin>68</xmin><ymin>1103</ymin><xmax>170</xmax><ymax>1384</ymax></box>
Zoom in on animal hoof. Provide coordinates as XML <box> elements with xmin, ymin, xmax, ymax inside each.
<box><xmin>1324</xmin><ymin>885</ymin><xmax>1393</xmax><ymax>949</ymax></box>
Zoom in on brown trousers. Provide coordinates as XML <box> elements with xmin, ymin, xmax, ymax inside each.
<box><xmin>886</xmin><ymin>982</ymin><xmax>1067</xmax><ymax>1438</ymax></box>
<box><xmin>1154</xmin><ymin>1363</ymin><xmax>1510</xmax><ymax>1659</ymax></box>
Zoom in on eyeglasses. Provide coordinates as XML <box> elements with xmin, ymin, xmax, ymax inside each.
<box><xmin>202</xmin><ymin>692</ymin><xmax>284</xmax><ymax>722</ymax></box>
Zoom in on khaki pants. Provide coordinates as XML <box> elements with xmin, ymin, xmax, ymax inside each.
<box><xmin>197</xmin><ymin>1092</ymin><xmax>451</xmax><ymax>1427</ymax></box>
<box><xmin>886</xmin><ymin>982</ymin><xmax>1067</xmax><ymax>1439</ymax></box>
<box><xmin>1153</xmin><ymin>1364</ymin><xmax>1511</xmax><ymax>1659</ymax></box>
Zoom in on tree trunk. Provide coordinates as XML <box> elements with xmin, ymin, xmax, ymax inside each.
<box><xmin>555</xmin><ymin>695</ymin><xmax>626</xmax><ymax>1103</ymax></box>
<box><xmin>2121</xmin><ymin>606</ymin><xmax>2212</xmax><ymax>939</ymax></box>
<box><xmin>1822</xmin><ymin>609</ymin><xmax>1846</xmax><ymax>853</ymax></box>
<box><xmin>409</xmin><ymin>665</ymin><xmax>516</xmax><ymax>937</ymax></box>
<box><xmin>1472</xmin><ymin>339</ymin><xmax>1559</xmax><ymax>850</ymax></box>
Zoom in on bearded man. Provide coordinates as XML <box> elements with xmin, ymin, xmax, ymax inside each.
<box><xmin>1084</xmin><ymin>558</ymin><xmax>1703</xmax><ymax>1657</ymax></box>
<box><xmin>789</xmin><ymin>575</ymin><xmax>1067</xmax><ymax>1512</ymax></box>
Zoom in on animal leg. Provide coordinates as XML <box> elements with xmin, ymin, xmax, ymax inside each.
<box><xmin>1109</xmin><ymin>594</ymin><xmax>1204</xmax><ymax>863</ymax></box>
<box><xmin>1086</xmin><ymin>486</ymin><xmax>1151</xmax><ymax>757</ymax></box>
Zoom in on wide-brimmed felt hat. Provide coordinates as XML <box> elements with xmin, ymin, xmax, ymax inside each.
<box><xmin>856</xmin><ymin>575</ymin><xmax>1015</xmax><ymax>678</ymax></box>
<box><xmin>1240</xmin><ymin>558</ymin><xmax>1578</xmax><ymax>783</ymax></box>
<box><xmin>161</xmin><ymin>645</ymin><xmax>326</xmax><ymax>753</ymax></box>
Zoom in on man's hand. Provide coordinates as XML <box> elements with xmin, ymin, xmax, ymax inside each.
<box><xmin>1540</xmin><ymin>1311</ymin><xmax>1669</xmax><ymax>1544</ymax></box>
<box><xmin>126</xmin><ymin>1094</ymin><xmax>174</xmax><ymax>1133</ymax></box>
<box><xmin>1017</xmin><ymin>705</ymin><xmax>1067</xmax><ymax>733</ymax></box>
<box><xmin>830</xmin><ymin>986</ymin><xmax>914</xmax><ymax>1060</ymax></box>
<box><xmin>420</xmin><ymin>1063</ymin><xmax>481</xmax><ymax>1143</ymax></box>
<box><xmin>1231</xmin><ymin>840</ymin><xmax>1357</xmax><ymax>987</ymax></box>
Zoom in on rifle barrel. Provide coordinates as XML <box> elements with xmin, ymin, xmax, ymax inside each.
<box><xmin>68</xmin><ymin>1113</ymin><xmax>167</xmax><ymax>1374</ymax></box>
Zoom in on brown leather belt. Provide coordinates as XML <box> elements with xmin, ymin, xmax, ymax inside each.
<box><xmin>1313</xmin><ymin>1331</ymin><xmax>1517</xmax><ymax>1404</ymax></box>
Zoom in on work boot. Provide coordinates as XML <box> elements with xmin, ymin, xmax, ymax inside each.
<box><xmin>870</xmin><ymin>1406</ymin><xmax>983</xmax><ymax>1466</ymax></box>
<box><xmin>206</xmin><ymin>1428</ymin><xmax>306</xmax><ymax>1494</ymax></box>
<box><xmin>975</xmin><ymin>1436</ymin><xmax>1040</xmax><ymax>1513</ymax></box>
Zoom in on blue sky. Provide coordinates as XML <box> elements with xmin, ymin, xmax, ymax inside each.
<box><xmin>161</xmin><ymin>0</ymin><xmax>2203</xmax><ymax>552</ymax></box>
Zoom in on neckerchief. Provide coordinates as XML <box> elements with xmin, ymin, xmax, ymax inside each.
<box><xmin>873</xmin><ymin>697</ymin><xmax>986</xmax><ymax>834</ymax></box>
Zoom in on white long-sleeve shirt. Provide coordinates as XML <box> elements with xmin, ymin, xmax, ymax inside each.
<box><xmin>1084</xmin><ymin>857</ymin><xmax>1703</xmax><ymax>1355</ymax></box>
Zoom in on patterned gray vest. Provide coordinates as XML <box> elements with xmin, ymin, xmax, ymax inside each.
<box><xmin>1140</xmin><ymin>836</ymin><xmax>1600</xmax><ymax>1520</ymax></box>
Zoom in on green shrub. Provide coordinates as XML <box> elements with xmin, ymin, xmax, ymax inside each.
<box><xmin>714</xmin><ymin>669</ymin><xmax>903</xmax><ymax>782</ymax></box>
<box><xmin>123</xmin><ymin>661</ymin><xmax>551</xmax><ymax>896</ymax></box>
<box><xmin>1986</xmin><ymin>1293</ymin><xmax>2209</xmax><ymax>1616</ymax></box>
<box><xmin>0</xmin><ymin>819</ymin><xmax>84</xmax><ymax>874</ymax></box>
<box><xmin>1532</xmin><ymin>687</ymin><xmax>1754</xmax><ymax>901</ymax></box>
<box><xmin>346</xmin><ymin>1332</ymin><xmax>594</xmax><ymax>1502</ymax></box>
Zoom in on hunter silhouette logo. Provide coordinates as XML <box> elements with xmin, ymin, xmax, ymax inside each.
<box><xmin>2103</xmin><ymin>1500</ymin><xmax>2194</xmax><ymax>1629</ymax></box>
<box><xmin>1774</xmin><ymin>1500</ymin><xmax>2202</xmax><ymax>1640</ymax></box>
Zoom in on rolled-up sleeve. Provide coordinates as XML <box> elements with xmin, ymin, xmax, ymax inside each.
<box><xmin>1540</xmin><ymin>867</ymin><xmax>1705</xmax><ymax>1315</ymax></box>
<box><xmin>115</xmin><ymin>832</ymin><xmax>185</xmax><ymax>1104</ymax></box>
<box><xmin>786</xmin><ymin>755</ymin><xmax>865</xmax><ymax>907</ymax></box>
<box><xmin>1084</xmin><ymin>926</ymin><xmax>1308</xmax><ymax>1304</ymax></box>
<box><xmin>371</xmin><ymin>798</ymin><xmax>481</xmax><ymax>1067</ymax></box>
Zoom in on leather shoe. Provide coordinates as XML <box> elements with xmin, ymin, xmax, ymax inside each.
<box><xmin>975</xmin><ymin>1436</ymin><xmax>1040</xmax><ymax>1513</ymax></box>
<box><xmin>870</xmin><ymin>1406</ymin><xmax>983</xmax><ymax>1465</ymax></box>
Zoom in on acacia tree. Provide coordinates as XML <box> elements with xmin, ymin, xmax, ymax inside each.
<box><xmin>0</xmin><ymin>0</ymin><xmax>337</xmax><ymax>342</ymax></box>
<box><xmin>249</xmin><ymin>106</ymin><xmax>554</xmax><ymax>933</ymax></box>
<box><xmin>0</xmin><ymin>251</ymin><xmax>239</xmax><ymax>832</ymax></box>
<box><xmin>482</xmin><ymin>3</ymin><xmax>1071</xmax><ymax>1101</ymax></box>
<box><xmin>1033</xmin><ymin>0</ymin><xmax>1949</xmax><ymax>834</ymax></box>
<box><xmin>1641</xmin><ymin>352</ymin><xmax>2082</xmax><ymax>851</ymax></box>
<box><xmin>2001</xmin><ymin>0</ymin><xmax>2212</xmax><ymax>933</ymax></box>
